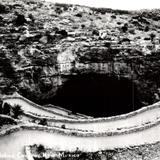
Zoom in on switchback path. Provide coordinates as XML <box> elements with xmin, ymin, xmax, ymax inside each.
<box><xmin>1</xmin><ymin>121</ymin><xmax>160</xmax><ymax>160</ymax></box>
<box><xmin>3</xmin><ymin>94</ymin><xmax>160</xmax><ymax>132</ymax></box>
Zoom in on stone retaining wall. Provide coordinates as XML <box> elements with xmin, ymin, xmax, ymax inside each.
<box><xmin>3</xmin><ymin>93</ymin><xmax>160</xmax><ymax>124</ymax></box>
<box><xmin>0</xmin><ymin>114</ymin><xmax>18</xmax><ymax>124</ymax></box>
<box><xmin>44</xmin><ymin>104</ymin><xmax>92</xmax><ymax>119</ymax></box>
<box><xmin>0</xmin><ymin>118</ymin><xmax>160</xmax><ymax>138</ymax></box>
<box><xmin>2</xmin><ymin>93</ymin><xmax>80</xmax><ymax>120</ymax></box>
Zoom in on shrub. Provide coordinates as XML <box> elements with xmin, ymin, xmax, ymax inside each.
<box><xmin>28</xmin><ymin>13</ymin><xmax>35</xmax><ymax>23</ymax></box>
<box><xmin>14</xmin><ymin>13</ymin><xmax>27</xmax><ymax>26</ymax></box>
<box><xmin>75</xmin><ymin>13</ymin><xmax>82</xmax><ymax>17</ymax></box>
<box><xmin>1</xmin><ymin>103</ymin><xmax>23</xmax><ymax>119</ymax></box>
<box><xmin>37</xmin><ymin>144</ymin><xmax>45</xmax><ymax>154</ymax></box>
<box><xmin>105</xmin><ymin>150</ymin><xmax>117</xmax><ymax>160</ymax></box>
<box><xmin>0</xmin><ymin>116</ymin><xmax>17</xmax><ymax>126</ymax></box>
<box><xmin>92</xmin><ymin>8</ymin><xmax>108</xmax><ymax>14</ymax></box>
<box><xmin>0</xmin><ymin>48</ymin><xmax>16</xmax><ymax>79</ymax></box>
<box><xmin>136</xmin><ymin>36</ymin><xmax>141</xmax><ymax>39</ymax></box>
<box><xmin>144</xmin><ymin>26</ymin><xmax>149</xmax><ymax>32</ymax></box>
<box><xmin>78</xmin><ymin>152</ymin><xmax>88</xmax><ymax>159</ymax></box>
<box><xmin>144</xmin><ymin>37</ymin><xmax>151</xmax><ymax>41</ymax></box>
<box><xmin>0</xmin><ymin>99</ymin><xmax>2</xmax><ymax>114</ymax></box>
<box><xmin>26</xmin><ymin>0</ymin><xmax>39</xmax><ymax>5</ymax></box>
<box><xmin>105</xmin><ymin>42</ymin><xmax>111</xmax><ymax>48</ymax></box>
<box><xmin>91</xmin><ymin>7</ymin><xmax>130</xmax><ymax>15</ymax></box>
<box><xmin>39</xmin><ymin>118</ymin><xmax>47</xmax><ymax>126</ymax></box>
<box><xmin>121</xmin><ymin>38</ymin><xmax>131</xmax><ymax>44</ymax></box>
<box><xmin>150</xmin><ymin>33</ymin><xmax>156</xmax><ymax>42</ymax></box>
<box><xmin>55</xmin><ymin>3</ymin><xmax>71</xmax><ymax>11</ymax></box>
<box><xmin>117</xmin><ymin>22</ymin><xmax>122</xmax><ymax>25</ymax></box>
<box><xmin>56</xmin><ymin>29</ymin><xmax>68</xmax><ymax>37</ymax></box>
<box><xmin>71</xmin><ymin>132</ymin><xmax>77</xmax><ymax>136</ymax></box>
<box><xmin>55</xmin><ymin>7</ymin><xmax>62</xmax><ymax>14</ymax></box>
<box><xmin>152</xmin><ymin>16</ymin><xmax>160</xmax><ymax>21</ymax></box>
<box><xmin>81</xmin><ymin>24</ymin><xmax>85</xmax><ymax>29</ymax></box>
<box><xmin>3</xmin><ymin>103</ymin><xmax>12</xmax><ymax>115</ymax></box>
<box><xmin>131</xmin><ymin>20</ymin><xmax>141</xmax><ymax>27</ymax></box>
<box><xmin>61</xmin><ymin>124</ymin><xmax>66</xmax><ymax>129</ymax></box>
<box><xmin>12</xmin><ymin>104</ymin><xmax>23</xmax><ymax>119</ymax></box>
<box><xmin>129</xmin><ymin>29</ymin><xmax>135</xmax><ymax>34</ymax></box>
<box><xmin>0</xmin><ymin>3</ymin><xmax>9</xmax><ymax>14</ymax></box>
<box><xmin>111</xmin><ymin>15</ymin><xmax>116</xmax><ymax>19</ymax></box>
<box><xmin>121</xmin><ymin>23</ymin><xmax>128</xmax><ymax>33</ymax></box>
<box><xmin>92</xmin><ymin>29</ymin><xmax>99</xmax><ymax>36</ymax></box>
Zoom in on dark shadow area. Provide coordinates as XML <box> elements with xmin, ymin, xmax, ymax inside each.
<box><xmin>44</xmin><ymin>74</ymin><xmax>142</xmax><ymax>117</ymax></box>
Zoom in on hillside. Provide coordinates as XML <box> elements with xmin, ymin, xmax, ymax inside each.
<box><xmin>1</xmin><ymin>1</ymin><xmax>160</xmax><ymax>158</ymax></box>
<box><xmin>0</xmin><ymin>0</ymin><xmax>160</xmax><ymax>113</ymax></box>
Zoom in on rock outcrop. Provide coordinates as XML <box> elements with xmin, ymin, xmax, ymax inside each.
<box><xmin>0</xmin><ymin>0</ymin><xmax>160</xmax><ymax>107</ymax></box>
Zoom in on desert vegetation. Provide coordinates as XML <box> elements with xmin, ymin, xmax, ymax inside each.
<box><xmin>0</xmin><ymin>0</ymin><xmax>159</xmax><ymax>110</ymax></box>
<box><xmin>2</xmin><ymin>103</ymin><xmax>23</xmax><ymax>119</ymax></box>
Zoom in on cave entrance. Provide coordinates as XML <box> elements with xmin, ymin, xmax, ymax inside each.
<box><xmin>49</xmin><ymin>74</ymin><xmax>142</xmax><ymax>117</ymax></box>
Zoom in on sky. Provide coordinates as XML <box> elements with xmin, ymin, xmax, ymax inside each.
<box><xmin>45</xmin><ymin>0</ymin><xmax>160</xmax><ymax>10</ymax></box>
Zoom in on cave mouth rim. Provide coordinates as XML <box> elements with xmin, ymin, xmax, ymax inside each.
<box><xmin>3</xmin><ymin>92</ymin><xmax>159</xmax><ymax>121</ymax></box>
<box><xmin>48</xmin><ymin>73</ymin><xmax>143</xmax><ymax>118</ymax></box>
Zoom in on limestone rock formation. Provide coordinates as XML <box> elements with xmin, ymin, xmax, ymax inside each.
<box><xmin>0</xmin><ymin>0</ymin><xmax>160</xmax><ymax>107</ymax></box>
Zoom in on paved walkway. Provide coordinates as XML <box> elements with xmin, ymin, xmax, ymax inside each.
<box><xmin>0</xmin><ymin>123</ymin><xmax>160</xmax><ymax>160</ymax></box>
<box><xmin>3</xmin><ymin>96</ymin><xmax>160</xmax><ymax>132</ymax></box>
<box><xmin>3</xmin><ymin>96</ymin><xmax>79</xmax><ymax>120</ymax></box>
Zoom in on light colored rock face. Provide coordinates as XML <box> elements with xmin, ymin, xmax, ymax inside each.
<box><xmin>57</xmin><ymin>50</ymin><xmax>75</xmax><ymax>73</ymax></box>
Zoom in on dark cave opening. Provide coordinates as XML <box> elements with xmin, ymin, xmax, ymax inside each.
<box><xmin>45</xmin><ymin>74</ymin><xmax>142</xmax><ymax>117</ymax></box>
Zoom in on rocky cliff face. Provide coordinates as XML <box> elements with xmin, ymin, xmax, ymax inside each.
<box><xmin>0</xmin><ymin>0</ymin><xmax>160</xmax><ymax>109</ymax></box>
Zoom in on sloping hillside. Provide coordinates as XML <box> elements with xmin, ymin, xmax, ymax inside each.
<box><xmin>0</xmin><ymin>0</ymin><xmax>160</xmax><ymax>109</ymax></box>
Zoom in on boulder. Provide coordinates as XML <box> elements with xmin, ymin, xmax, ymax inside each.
<box><xmin>39</xmin><ymin>36</ymin><xmax>48</xmax><ymax>44</ymax></box>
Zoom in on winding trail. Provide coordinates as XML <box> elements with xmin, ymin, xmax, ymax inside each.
<box><xmin>1</xmin><ymin>94</ymin><xmax>160</xmax><ymax>160</ymax></box>
<box><xmin>3</xmin><ymin>94</ymin><xmax>160</xmax><ymax>132</ymax></box>
<box><xmin>43</xmin><ymin>104</ymin><xmax>92</xmax><ymax>119</ymax></box>
<box><xmin>1</xmin><ymin>121</ymin><xmax>160</xmax><ymax>160</ymax></box>
<box><xmin>2</xmin><ymin>93</ymin><xmax>87</xmax><ymax>120</ymax></box>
